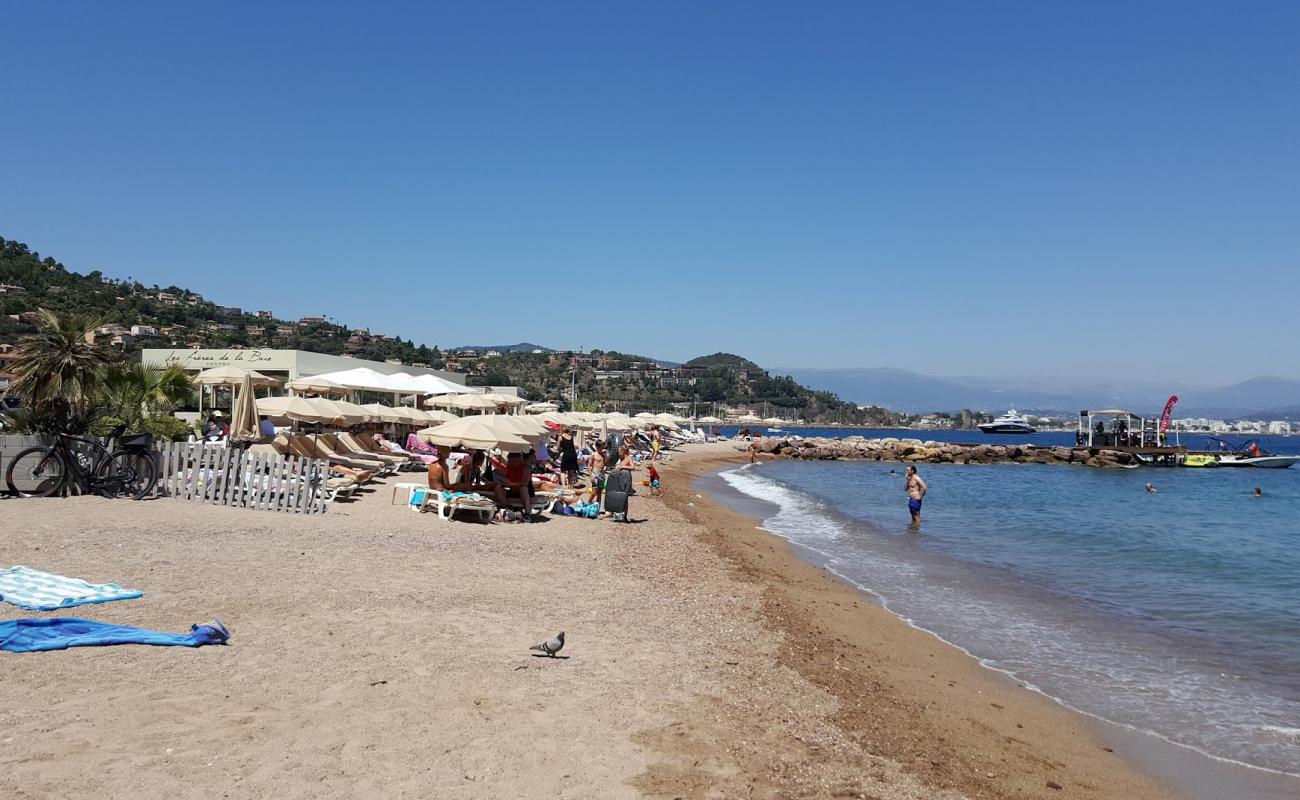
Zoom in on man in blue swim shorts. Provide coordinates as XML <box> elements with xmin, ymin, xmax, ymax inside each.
<box><xmin>904</xmin><ymin>465</ymin><xmax>927</xmax><ymax>525</ymax></box>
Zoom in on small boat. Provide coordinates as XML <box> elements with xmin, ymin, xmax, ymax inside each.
<box><xmin>1216</xmin><ymin>454</ymin><xmax>1300</xmax><ymax>469</ymax></box>
<box><xmin>979</xmin><ymin>409</ymin><xmax>1037</xmax><ymax>434</ymax></box>
<box><xmin>1198</xmin><ymin>438</ymin><xmax>1299</xmax><ymax>469</ymax></box>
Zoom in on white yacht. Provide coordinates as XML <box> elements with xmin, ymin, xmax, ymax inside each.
<box><xmin>979</xmin><ymin>409</ymin><xmax>1037</xmax><ymax>434</ymax></box>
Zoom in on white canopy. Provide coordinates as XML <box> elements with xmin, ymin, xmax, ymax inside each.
<box><xmin>303</xmin><ymin>367</ymin><xmax>474</xmax><ymax>395</ymax></box>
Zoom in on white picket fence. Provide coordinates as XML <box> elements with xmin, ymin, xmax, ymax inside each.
<box><xmin>0</xmin><ymin>435</ymin><xmax>330</xmax><ymax>514</ymax></box>
<box><xmin>152</xmin><ymin>441</ymin><xmax>331</xmax><ymax>514</ymax></box>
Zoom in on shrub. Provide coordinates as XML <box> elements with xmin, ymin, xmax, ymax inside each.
<box><xmin>138</xmin><ymin>415</ymin><xmax>195</xmax><ymax>442</ymax></box>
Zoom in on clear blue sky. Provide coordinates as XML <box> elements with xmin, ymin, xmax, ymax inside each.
<box><xmin>3</xmin><ymin>2</ymin><xmax>1298</xmax><ymax>382</ymax></box>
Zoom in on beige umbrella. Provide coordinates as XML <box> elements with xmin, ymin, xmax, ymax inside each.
<box><xmin>421</xmin><ymin>408</ymin><xmax>460</xmax><ymax>425</ymax></box>
<box><xmin>193</xmin><ymin>365</ymin><xmax>281</xmax><ymax>417</ymax></box>
<box><xmin>360</xmin><ymin>403</ymin><xmax>405</xmax><ymax>424</ymax></box>
<box><xmin>697</xmin><ymin>416</ymin><xmax>722</xmax><ymax>424</ymax></box>
<box><xmin>192</xmin><ymin>366</ymin><xmax>281</xmax><ymax>387</ymax></box>
<box><xmin>428</xmin><ymin>393</ymin><xmax>500</xmax><ymax>411</ymax></box>
<box><xmin>634</xmin><ymin>412</ymin><xmax>655</xmax><ymax>419</ymax></box>
<box><xmin>762</xmin><ymin>417</ymin><xmax>785</xmax><ymax>427</ymax></box>
<box><xmin>285</xmin><ymin>376</ymin><xmax>350</xmax><ymax>396</ymax></box>
<box><xmin>389</xmin><ymin>405</ymin><xmax>427</xmax><ymax>424</ymax></box>
<box><xmin>484</xmin><ymin>414</ymin><xmax>550</xmax><ymax>441</ymax></box>
<box><xmin>415</xmin><ymin>418</ymin><xmax>532</xmax><ymax>453</ymax></box>
<box><xmin>229</xmin><ymin>372</ymin><xmax>260</xmax><ymax>441</ymax></box>
<box><xmin>257</xmin><ymin>395</ymin><xmax>333</xmax><ymax>423</ymax></box>
<box><xmin>480</xmin><ymin>392</ymin><xmax>527</xmax><ymax>406</ymax></box>
<box><xmin>735</xmin><ymin>414</ymin><xmax>763</xmax><ymax>424</ymax></box>
<box><xmin>524</xmin><ymin>402</ymin><xmax>559</xmax><ymax>413</ymax></box>
<box><xmin>304</xmin><ymin>398</ymin><xmax>366</xmax><ymax>425</ymax></box>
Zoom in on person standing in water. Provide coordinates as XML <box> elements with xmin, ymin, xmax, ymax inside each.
<box><xmin>904</xmin><ymin>465</ymin><xmax>927</xmax><ymax>524</ymax></box>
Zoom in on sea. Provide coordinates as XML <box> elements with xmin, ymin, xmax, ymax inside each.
<box><xmin>705</xmin><ymin>428</ymin><xmax>1300</xmax><ymax>786</ymax></box>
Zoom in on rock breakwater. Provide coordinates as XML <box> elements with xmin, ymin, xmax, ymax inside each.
<box><xmin>749</xmin><ymin>436</ymin><xmax>1140</xmax><ymax>468</ymax></box>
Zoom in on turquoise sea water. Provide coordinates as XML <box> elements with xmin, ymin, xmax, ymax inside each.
<box><xmin>716</xmin><ymin>457</ymin><xmax>1300</xmax><ymax>777</ymax></box>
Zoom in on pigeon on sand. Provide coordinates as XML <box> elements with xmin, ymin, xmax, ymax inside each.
<box><xmin>530</xmin><ymin>631</ymin><xmax>565</xmax><ymax>657</ymax></box>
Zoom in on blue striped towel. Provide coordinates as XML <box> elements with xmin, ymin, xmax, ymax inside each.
<box><xmin>0</xmin><ymin>566</ymin><xmax>143</xmax><ymax>611</ymax></box>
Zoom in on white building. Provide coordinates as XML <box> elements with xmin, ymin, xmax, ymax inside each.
<box><xmin>130</xmin><ymin>325</ymin><xmax>158</xmax><ymax>338</ymax></box>
<box><xmin>1267</xmin><ymin>420</ymin><xmax>1292</xmax><ymax>435</ymax></box>
<box><xmin>141</xmin><ymin>348</ymin><xmax>466</xmax><ymax>385</ymax></box>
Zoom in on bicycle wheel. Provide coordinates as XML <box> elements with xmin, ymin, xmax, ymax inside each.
<box><xmin>5</xmin><ymin>447</ymin><xmax>67</xmax><ymax>498</ymax></box>
<box><xmin>96</xmin><ymin>450</ymin><xmax>158</xmax><ymax>499</ymax></box>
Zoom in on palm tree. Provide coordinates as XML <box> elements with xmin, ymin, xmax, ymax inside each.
<box><xmin>6</xmin><ymin>308</ymin><xmax>118</xmax><ymax>429</ymax></box>
<box><xmin>98</xmin><ymin>363</ymin><xmax>194</xmax><ymax>426</ymax></box>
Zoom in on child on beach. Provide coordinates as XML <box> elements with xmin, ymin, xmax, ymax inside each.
<box><xmin>647</xmin><ymin>463</ymin><xmax>663</xmax><ymax>497</ymax></box>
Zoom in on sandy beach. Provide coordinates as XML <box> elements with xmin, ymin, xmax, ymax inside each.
<box><xmin>2</xmin><ymin>442</ymin><xmax>1177</xmax><ymax>799</ymax></box>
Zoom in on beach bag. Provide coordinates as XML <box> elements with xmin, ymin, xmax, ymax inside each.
<box><xmin>581</xmin><ymin>502</ymin><xmax>600</xmax><ymax>519</ymax></box>
<box><xmin>604</xmin><ymin>469</ymin><xmax>631</xmax><ymax>519</ymax></box>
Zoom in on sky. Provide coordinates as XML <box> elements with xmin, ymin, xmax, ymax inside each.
<box><xmin>2</xmin><ymin>2</ymin><xmax>1298</xmax><ymax>382</ymax></box>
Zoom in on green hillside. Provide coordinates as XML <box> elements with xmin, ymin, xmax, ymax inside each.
<box><xmin>0</xmin><ymin>235</ymin><xmax>895</xmax><ymax>423</ymax></box>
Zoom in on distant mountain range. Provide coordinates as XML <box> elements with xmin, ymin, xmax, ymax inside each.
<box><xmin>448</xmin><ymin>342</ymin><xmax>553</xmax><ymax>353</ymax></box>
<box><xmin>776</xmin><ymin>367</ymin><xmax>1300</xmax><ymax>419</ymax></box>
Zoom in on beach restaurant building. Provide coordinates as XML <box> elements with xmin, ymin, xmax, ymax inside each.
<box><xmin>140</xmin><ymin>348</ymin><xmax>468</xmax><ymax>386</ymax></box>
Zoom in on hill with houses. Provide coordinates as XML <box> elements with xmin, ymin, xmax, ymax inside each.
<box><xmin>0</xmin><ymin>235</ymin><xmax>895</xmax><ymax>423</ymax></box>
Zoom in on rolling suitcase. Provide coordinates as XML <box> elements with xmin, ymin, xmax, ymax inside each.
<box><xmin>603</xmin><ymin>468</ymin><xmax>632</xmax><ymax>521</ymax></box>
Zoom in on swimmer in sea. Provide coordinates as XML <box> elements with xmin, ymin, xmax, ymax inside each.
<box><xmin>905</xmin><ymin>465</ymin><xmax>927</xmax><ymax>525</ymax></box>
<box><xmin>1145</xmin><ymin>483</ymin><xmax>1157</xmax><ymax>493</ymax></box>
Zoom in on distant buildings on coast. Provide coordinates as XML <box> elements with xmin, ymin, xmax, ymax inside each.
<box><xmin>885</xmin><ymin>410</ymin><xmax>1293</xmax><ymax>435</ymax></box>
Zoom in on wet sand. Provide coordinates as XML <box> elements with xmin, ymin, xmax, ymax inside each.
<box><xmin>681</xmin><ymin>447</ymin><xmax>1300</xmax><ymax>800</ymax></box>
<box><xmin>0</xmin><ymin>442</ymin><xmax>1221</xmax><ymax>798</ymax></box>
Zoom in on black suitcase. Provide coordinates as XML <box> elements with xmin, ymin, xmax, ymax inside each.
<box><xmin>604</xmin><ymin>468</ymin><xmax>632</xmax><ymax>519</ymax></box>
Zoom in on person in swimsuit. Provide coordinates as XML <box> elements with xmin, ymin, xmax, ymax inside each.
<box><xmin>905</xmin><ymin>465</ymin><xmax>927</xmax><ymax>524</ymax></box>
<box><xmin>558</xmin><ymin>427</ymin><xmax>579</xmax><ymax>487</ymax></box>
<box><xmin>428</xmin><ymin>448</ymin><xmax>507</xmax><ymax>508</ymax></box>
<box><xmin>503</xmin><ymin>451</ymin><xmax>533</xmax><ymax>522</ymax></box>
<box><xmin>588</xmin><ymin>441</ymin><xmax>607</xmax><ymax>504</ymax></box>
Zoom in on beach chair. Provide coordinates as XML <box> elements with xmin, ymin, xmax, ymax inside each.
<box><xmin>293</xmin><ymin>435</ymin><xmax>389</xmax><ymax>476</ymax></box>
<box><xmin>340</xmin><ymin>432</ymin><xmax>423</xmax><ymax>471</ymax></box>
<box><xmin>410</xmin><ymin>486</ymin><xmax>497</xmax><ymax>522</ymax></box>
<box><xmin>276</xmin><ymin>435</ymin><xmax>375</xmax><ymax>483</ymax></box>
<box><xmin>248</xmin><ymin>443</ymin><xmax>357</xmax><ymax>502</ymax></box>
<box><xmin>404</xmin><ymin>433</ymin><xmax>439</xmax><ymax>463</ymax></box>
<box><xmin>325</xmin><ymin>433</ymin><xmax>405</xmax><ymax>471</ymax></box>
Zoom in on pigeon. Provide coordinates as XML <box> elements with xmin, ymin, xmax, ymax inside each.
<box><xmin>530</xmin><ymin>631</ymin><xmax>565</xmax><ymax>657</ymax></box>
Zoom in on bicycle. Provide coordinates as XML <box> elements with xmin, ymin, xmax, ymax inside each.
<box><xmin>5</xmin><ymin>425</ymin><xmax>159</xmax><ymax>500</ymax></box>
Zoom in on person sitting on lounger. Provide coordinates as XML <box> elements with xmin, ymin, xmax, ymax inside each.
<box><xmin>503</xmin><ymin>451</ymin><xmax>534</xmax><ymax>522</ymax></box>
<box><xmin>427</xmin><ymin>447</ymin><xmax>507</xmax><ymax>509</ymax></box>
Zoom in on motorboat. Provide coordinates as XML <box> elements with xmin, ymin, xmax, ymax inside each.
<box><xmin>1215</xmin><ymin>454</ymin><xmax>1300</xmax><ymax>469</ymax></box>
<box><xmin>979</xmin><ymin>409</ymin><xmax>1036</xmax><ymax>434</ymax></box>
<box><xmin>1198</xmin><ymin>438</ymin><xmax>1299</xmax><ymax>469</ymax></box>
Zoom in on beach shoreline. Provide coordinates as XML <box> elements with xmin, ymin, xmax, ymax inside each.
<box><xmin>674</xmin><ymin>448</ymin><xmax>1300</xmax><ymax>800</ymax></box>
<box><xmin>1</xmin><ymin>441</ymin><xmax>1292</xmax><ymax>798</ymax></box>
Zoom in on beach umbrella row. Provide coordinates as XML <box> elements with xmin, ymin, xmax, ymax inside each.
<box><xmin>256</xmin><ymin>396</ymin><xmax>460</xmax><ymax>426</ymax></box>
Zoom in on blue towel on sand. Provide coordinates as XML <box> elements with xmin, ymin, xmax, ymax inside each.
<box><xmin>0</xmin><ymin>566</ymin><xmax>143</xmax><ymax>611</ymax></box>
<box><xmin>0</xmin><ymin>618</ymin><xmax>230</xmax><ymax>653</ymax></box>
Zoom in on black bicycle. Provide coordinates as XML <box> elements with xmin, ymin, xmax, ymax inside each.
<box><xmin>5</xmin><ymin>425</ymin><xmax>158</xmax><ymax>499</ymax></box>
